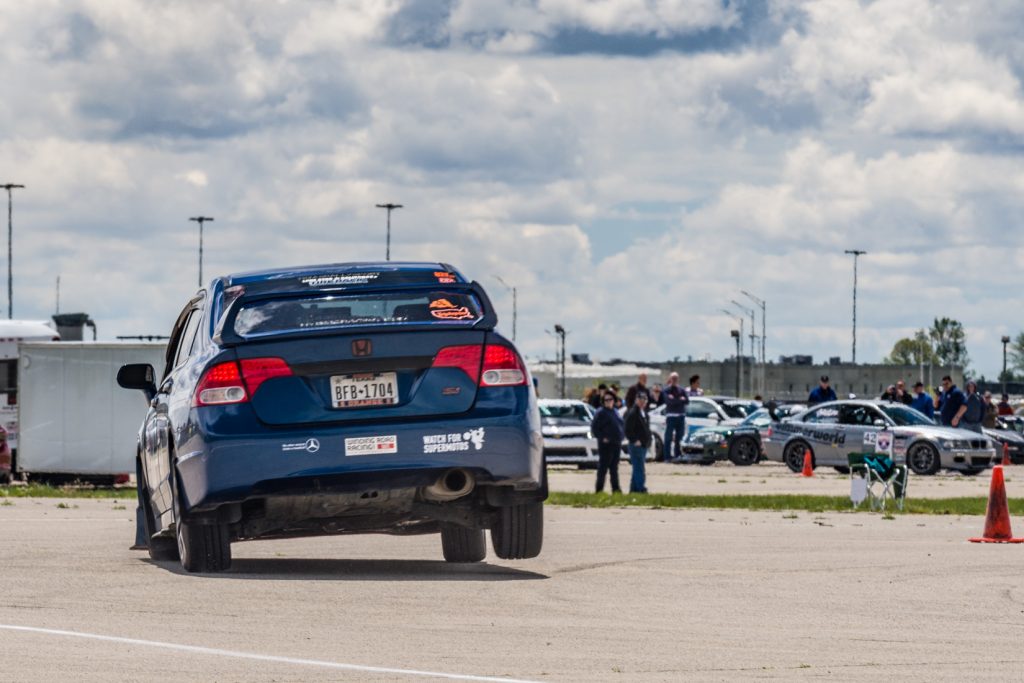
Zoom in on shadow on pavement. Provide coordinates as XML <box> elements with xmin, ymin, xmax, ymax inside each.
<box><xmin>140</xmin><ymin>557</ymin><xmax>548</xmax><ymax>581</ymax></box>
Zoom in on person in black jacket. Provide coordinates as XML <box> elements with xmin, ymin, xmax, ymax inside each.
<box><xmin>624</xmin><ymin>393</ymin><xmax>651</xmax><ymax>493</ymax></box>
<box><xmin>590</xmin><ymin>392</ymin><xmax>624</xmax><ymax>493</ymax></box>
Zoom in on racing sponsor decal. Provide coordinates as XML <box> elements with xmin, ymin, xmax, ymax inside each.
<box><xmin>282</xmin><ymin>438</ymin><xmax>321</xmax><ymax>453</ymax></box>
<box><xmin>345</xmin><ymin>435</ymin><xmax>398</xmax><ymax>456</ymax></box>
<box><xmin>429</xmin><ymin>298</ymin><xmax>473</xmax><ymax>320</ymax></box>
<box><xmin>434</xmin><ymin>271</ymin><xmax>456</xmax><ymax>283</ymax></box>
<box><xmin>876</xmin><ymin>431</ymin><xmax>893</xmax><ymax>455</ymax></box>
<box><xmin>423</xmin><ymin>428</ymin><xmax>486</xmax><ymax>454</ymax></box>
<box><xmin>300</xmin><ymin>273</ymin><xmax>379</xmax><ymax>287</ymax></box>
<box><xmin>775</xmin><ymin>421</ymin><xmax>846</xmax><ymax>447</ymax></box>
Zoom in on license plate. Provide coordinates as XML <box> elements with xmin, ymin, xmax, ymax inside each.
<box><xmin>330</xmin><ymin>372</ymin><xmax>398</xmax><ymax>408</ymax></box>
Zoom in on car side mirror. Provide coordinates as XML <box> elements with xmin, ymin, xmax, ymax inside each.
<box><xmin>117</xmin><ymin>363</ymin><xmax>157</xmax><ymax>402</ymax></box>
<box><xmin>873</xmin><ymin>419</ymin><xmax>886</xmax><ymax>427</ymax></box>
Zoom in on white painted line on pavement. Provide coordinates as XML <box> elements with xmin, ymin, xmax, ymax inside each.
<box><xmin>0</xmin><ymin>624</ymin><xmax>540</xmax><ymax>683</ymax></box>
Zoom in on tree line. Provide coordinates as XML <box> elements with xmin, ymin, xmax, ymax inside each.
<box><xmin>885</xmin><ymin>318</ymin><xmax>1024</xmax><ymax>382</ymax></box>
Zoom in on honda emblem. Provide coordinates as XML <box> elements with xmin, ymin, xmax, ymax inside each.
<box><xmin>352</xmin><ymin>339</ymin><xmax>372</xmax><ymax>357</ymax></box>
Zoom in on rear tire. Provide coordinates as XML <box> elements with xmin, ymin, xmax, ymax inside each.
<box><xmin>728</xmin><ymin>436</ymin><xmax>759</xmax><ymax>466</ymax></box>
<box><xmin>652</xmin><ymin>434</ymin><xmax>664</xmax><ymax>462</ymax></box>
<box><xmin>440</xmin><ymin>524</ymin><xmax>486</xmax><ymax>563</ymax></box>
<box><xmin>783</xmin><ymin>442</ymin><xmax>813</xmax><ymax>473</ymax></box>
<box><xmin>173</xmin><ymin>474</ymin><xmax>230</xmax><ymax>573</ymax></box>
<box><xmin>491</xmin><ymin>502</ymin><xmax>543</xmax><ymax>560</ymax></box>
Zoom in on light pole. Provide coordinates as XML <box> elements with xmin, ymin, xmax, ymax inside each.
<box><xmin>741</xmin><ymin>290</ymin><xmax>766</xmax><ymax>396</ymax></box>
<box><xmin>495</xmin><ymin>276</ymin><xmax>517</xmax><ymax>342</ymax></box>
<box><xmin>732</xmin><ymin>299</ymin><xmax>756</xmax><ymax>396</ymax></box>
<box><xmin>189</xmin><ymin>216</ymin><xmax>214</xmax><ymax>288</ymax></box>
<box><xmin>721</xmin><ymin>309</ymin><xmax>744</xmax><ymax>397</ymax></box>
<box><xmin>375</xmin><ymin>203</ymin><xmax>403</xmax><ymax>261</ymax></box>
<box><xmin>553</xmin><ymin>324</ymin><xmax>567</xmax><ymax>399</ymax></box>
<box><xmin>1002</xmin><ymin>335</ymin><xmax>1011</xmax><ymax>395</ymax></box>
<box><xmin>844</xmin><ymin>250</ymin><xmax>867</xmax><ymax>363</ymax></box>
<box><xmin>2</xmin><ymin>183</ymin><xmax>25</xmax><ymax>319</ymax></box>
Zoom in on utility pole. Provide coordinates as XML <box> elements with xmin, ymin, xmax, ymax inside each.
<box><xmin>2</xmin><ymin>183</ymin><xmax>25</xmax><ymax>319</ymax></box>
<box><xmin>189</xmin><ymin>216</ymin><xmax>214</xmax><ymax>288</ymax></box>
<box><xmin>375</xmin><ymin>203</ymin><xmax>403</xmax><ymax>261</ymax></box>
<box><xmin>844</xmin><ymin>250</ymin><xmax>867</xmax><ymax>364</ymax></box>
<box><xmin>56</xmin><ymin>275</ymin><xmax>60</xmax><ymax>314</ymax></box>
<box><xmin>554</xmin><ymin>324</ymin><xmax>567</xmax><ymax>399</ymax></box>
<box><xmin>495</xmin><ymin>276</ymin><xmax>517</xmax><ymax>342</ymax></box>
<box><xmin>732</xmin><ymin>299</ymin><xmax>756</xmax><ymax>396</ymax></box>
<box><xmin>722</xmin><ymin>309</ymin><xmax>744</xmax><ymax>397</ymax></box>
<box><xmin>1003</xmin><ymin>335</ymin><xmax>1011</xmax><ymax>395</ymax></box>
<box><xmin>741</xmin><ymin>290</ymin><xmax>766</xmax><ymax>397</ymax></box>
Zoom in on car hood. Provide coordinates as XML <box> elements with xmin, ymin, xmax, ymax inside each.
<box><xmin>985</xmin><ymin>428</ymin><xmax>1024</xmax><ymax>444</ymax></box>
<box><xmin>899</xmin><ymin>425</ymin><xmax>991</xmax><ymax>442</ymax></box>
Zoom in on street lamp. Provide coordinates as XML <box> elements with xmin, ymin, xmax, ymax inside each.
<box><xmin>721</xmin><ymin>309</ymin><xmax>744</xmax><ymax>397</ymax></box>
<box><xmin>731</xmin><ymin>299</ymin><xmax>756</xmax><ymax>396</ymax></box>
<box><xmin>375</xmin><ymin>203</ymin><xmax>403</xmax><ymax>261</ymax></box>
<box><xmin>2</xmin><ymin>183</ymin><xmax>25</xmax><ymax>319</ymax></box>
<box><xmin>844</xmin><ymin>250</ymin><xmax>867</xmax><ymax>363</ymax></box>
<box><xmin>553</xmin><ymin>324</ymin><xmax>567</xmax><ymax>399</ymax></box>
<box><xmin>494</xmin><ymin>276</ymin><xmax>517</xmax><ymax>342</ymax></box>
<box><xmin>1002</xmin><ymin>335</ymin><xmax>1012</xmax><ymax>395</ymax></box>
<box><xmin>189</xmin><ymin>216</ymin><xmax>214</xmax><ymax>288</ymax></box>
<box><xmin>741</xmin><ymin>290</ymin><xmax>766</xmax><ymax>396</ymax></box>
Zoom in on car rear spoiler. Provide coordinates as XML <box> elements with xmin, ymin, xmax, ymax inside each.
<box><xmin>213</xmin><ymin>281</ymin><xmax>499</xmax><ymax>346</ymax></box>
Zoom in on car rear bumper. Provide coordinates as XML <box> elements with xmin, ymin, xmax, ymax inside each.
<box><xmin>177</xmin><ymin>414</ymin><xmax>543</xmax><ymax>513</ymax></box>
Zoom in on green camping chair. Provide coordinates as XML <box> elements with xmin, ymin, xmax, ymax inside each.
<box><xmin>848</xmin><ymin>452</ymin><xmax>908</xmax><ymax>511</ymax></box>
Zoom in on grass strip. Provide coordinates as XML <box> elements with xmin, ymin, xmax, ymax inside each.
<box><xmin>546</xmin><ymin>491</ymin><xmax>1018</xmax><ymax>516</ymax></box>
<box><xmin>0</xmin><ymin>484</ymin><xmax>130</xmax><ymax>499</ymax></box>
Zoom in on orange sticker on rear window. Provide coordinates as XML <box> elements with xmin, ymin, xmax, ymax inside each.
<box><xmin>430</xmin><ymin>299</ymin><xmax>455</xmax><ymax>309</ymax></box>
<box><xmin>431</xmin><ymin>306</ymin><xmax>473</xmax><ymax>320</ymax></box>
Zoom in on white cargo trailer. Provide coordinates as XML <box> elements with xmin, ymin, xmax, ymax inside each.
<box><xmin>17</xmin><ymin>342</ymin><xmax>166</xmax><ymax>478</ymax></box>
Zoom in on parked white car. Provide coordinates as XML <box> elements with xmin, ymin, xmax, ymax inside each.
<box><xmin>648</xmin><ymin>396</ymin><xmax>743</xmax><ymax>438</ymax></box>
<box><xmin>538</xmin><ymin>399</ymin><xmax>599</xmax><ymax>467</ymax></box>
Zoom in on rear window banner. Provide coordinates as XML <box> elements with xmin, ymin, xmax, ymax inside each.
<box><xmin>233</xmin><ymin>291</ymin><xmax>482</xmax><ymax>338</ymax></box>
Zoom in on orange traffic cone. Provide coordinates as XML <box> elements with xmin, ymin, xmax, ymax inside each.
<box><xmin>1002</xmin><ymin>442</ymin><xmax>1011</xmax><ymax>467</ymax></box>
<box><xmin>969</xmin><ymin>465</ymin><xmax>1024</xmax><ymax>543</ymax></box>
<box><xmin>800</xmin><ymin>448</ymin><xmax>814</xmax><ymax>477</ymax></box>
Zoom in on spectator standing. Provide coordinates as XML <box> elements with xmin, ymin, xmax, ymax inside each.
<box><xmin>662</xmin><ymin>372</ymin><xmax>689</xmax><ymax>462</ymax></box>
<box><xmin>998</xmin><ymin>394</ymin><xmax>1014</xmax><ymax>416</ymax></box>
<box><xmin>625</xmin><ymin>373</ymin><xmax>651</xmax><ymax>410</ymax></box>
<box><xmin>957</xmin><ymin>381</ymin><xmax>984</xmax><ymax>433</ymax></box>
<box><xmin>588</xmin><ymin>384</ymin><xmax>607</xmax><ymax>409</ymax></box>
<box><xmin>649</xmin><ymin>384</ymin><xmax>664</xmax><ymax>409</ymax></box>
<box><xmin>808</xmin><ymin>376</ymin><xmax>837</xmax><ymax>405</ymax></box>
<box><xmin>910</xmin><ymin>381</ymin><xmax>934</xmax><ymax>419</ymax></box>
<box><xmin>624</xmin><ymin>393</ymin><xmax>651</xmax><ymax>493</ymax></box>
<box><xmin>590</xmin><ymin>393</ymin><xmax>624</xmax><ymax>493</ymax></box>
<box><xmin>938</xmin><ymin>376</ymin><xmax>967</xmax><ymax>428</ymax></box>
<box><xmin>982</xmin><ymin>391</ymin><xmax>998</xmax><ymax>429</ymax></box>
<box><xmin>880</xmin><ymin>384</ymin><xmax>897</xmax><ymax>401</ymax></box>
<box><xmin>685</xmin><ymin>375</ymin><xmax>704</xmax><ymax>398</ymax></box>
<box><xmin>894</xmin><ymin>380</ymin><xmax>913</xmax><ymax>404</ymax></box>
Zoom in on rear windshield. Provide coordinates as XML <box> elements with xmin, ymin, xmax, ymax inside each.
<box><xmin>233</xmin><ymin>290</ymin><xmax>483</xmax><ymax>338</ymax></box>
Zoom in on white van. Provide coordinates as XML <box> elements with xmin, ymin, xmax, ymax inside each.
<box><xmin>0</xmin><ymin>320</ymin><xmax>61</xmax><ymax>453</ymax></box>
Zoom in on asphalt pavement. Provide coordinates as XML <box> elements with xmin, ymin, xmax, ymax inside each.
<box><xmin>2</xmin><ymin>488</ymin><xmax>1024</xmax><ymax>681</ymax></box>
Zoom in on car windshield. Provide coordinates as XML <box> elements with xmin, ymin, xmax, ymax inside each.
<box><xmin>878</xmin><ymin>404</ymin><xmax>935</xmax><ymax>426</ymax></box>
<box><xmin>741</xmin><ymin>409</ymin><xmax>769</xmax><ymax>426</ymax></box>
<box><xmin>539</xmin><ymin>403</ymin><xmax>592</xmax><ymax>423</ymax></box>
<box><xmin>233</xmin><ymin>290</ymin><xmax>483</xmax><ymax>338</ymax></box>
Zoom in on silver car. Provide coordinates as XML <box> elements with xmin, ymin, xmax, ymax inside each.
<box><xmin>763</xmin><ymin>399</ymin><xmax>996</xmax><ymax>475</ymax></box>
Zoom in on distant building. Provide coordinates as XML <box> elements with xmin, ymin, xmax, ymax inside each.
<box><xmin>528</xmin><ymin>361</ymin><xmax>662</xmax><ymax>400</ymax></box>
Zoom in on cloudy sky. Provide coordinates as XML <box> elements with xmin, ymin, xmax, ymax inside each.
<box><xmin>2</xmin><ymin>0</ymin><xmax>1022</xmax><ymax>378</ymax></box>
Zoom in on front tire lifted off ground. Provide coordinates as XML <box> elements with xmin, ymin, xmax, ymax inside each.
<box><xmin>491</xmin><ymin>502</ymin><xmax>543</xmax><ymax>560</ymax></box>
<box><xmin>440</xmin><ymin>523</ymin><xmax>486</xmax><ymax>562</ymax></box>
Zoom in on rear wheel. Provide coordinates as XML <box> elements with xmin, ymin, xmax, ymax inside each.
<box><xmin>173</xmin><ymin>475</ymin><xmax>230</xmax><ymax>573</ymax></box>
<box><xmin>783</xmin><ymin>442</ymin><xmax>813</xmax><ymax>473</ymax></box>
<box><xmin>728</xmin><ymin>436</ymin><xmax>759</xmax><ymax>466</ymax></box>
<box><xmin>491</xmin><ymin>502</ymin><xmax>543</xmax><ymax>560</ymax></box>
<box><xmin>907</xmin><ymin>442</ymin><xmax>940</xmax><ymax>476</ymax></box>
<box><xmin>651</xmin><ymin>434</ymin><xmax>664</xmax><ymax>462</ymax></box>
<box><xmin>440</xmin><ymin>524</ymin><xmax>486</xmax><ymax>562</ymax></box>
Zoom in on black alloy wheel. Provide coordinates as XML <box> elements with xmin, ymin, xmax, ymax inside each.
<box><xmin>906</xmin><ymin>442</ymin><xmax>941</xmax><ymax>476</ymax></box>
<box><xmin>783</xmin><ymin>442</ymin><xmax>813</xmax><ymax>473</ymax></box>
<box><xmin>728</xmin><ymin>436</ymin><xmax>760</xmax><ymax>466</ymax></box>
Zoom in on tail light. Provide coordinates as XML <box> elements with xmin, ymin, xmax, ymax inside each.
<box><xmin>431</xmin><ymin>344</ymin><xmax>526</xmax><ymax>387</ymax></box>
<box><xmin>480</xmin><ymin>345</ymin><xmax>526</xmax><ymax>386</ymax></box>
<box><xmin>194</xmin><ymin>357</ymin><xmax>292</xmax><ymax>406</ymax></box>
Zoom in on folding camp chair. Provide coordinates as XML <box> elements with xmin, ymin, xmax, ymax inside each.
<box><xmin>848</xmin><ymin>452</ymin><xmax>909</xmax><ymax>511</ymax></box>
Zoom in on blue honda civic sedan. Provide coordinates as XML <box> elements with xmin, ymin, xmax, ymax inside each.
<box><xmin>117</xmin><ymin>262</ymin><xmax>545</xmax><ymax>572</ymax></box>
